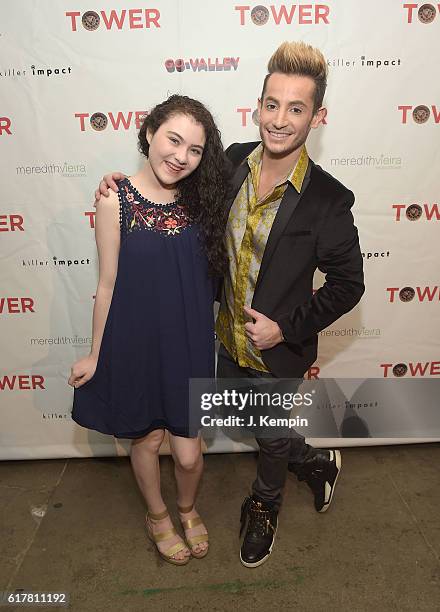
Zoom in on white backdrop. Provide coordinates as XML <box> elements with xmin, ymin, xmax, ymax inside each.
<box><xmin>1</xmin><ymin>0</ymin><xmax>439</xmax><ymax>459</ymax></box>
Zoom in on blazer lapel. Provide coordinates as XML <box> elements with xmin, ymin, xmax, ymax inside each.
<box><xmin>226</xmin><ymin>161</ymin><xmax>250</xmax><ymax>215</ymax></box>
<box><xmin>254</xmin><ymin>165</ymin><xmax>312</xmax><ymax>295</ymax></box>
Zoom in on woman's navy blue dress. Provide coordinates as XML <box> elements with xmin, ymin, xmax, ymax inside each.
<box><xmin>72</xmin><ymin>178</ymin><xmax>215</xmax><ymax>438</ymax></box>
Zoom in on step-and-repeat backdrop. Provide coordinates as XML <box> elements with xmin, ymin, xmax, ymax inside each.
<box><xmin>1</xmin><ymin>1</ymin><xmax>439</xmax><ymax>459</ymax></box>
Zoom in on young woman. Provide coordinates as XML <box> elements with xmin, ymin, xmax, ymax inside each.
<box><xmin>68</xmin><ymin>95</ymin><xmax>229</xmax><ymax>565</ymax></box>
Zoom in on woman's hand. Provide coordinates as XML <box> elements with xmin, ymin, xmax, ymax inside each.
<box><xmin>94</xmin><ymin>172</ymin><xmax>126</xmax><ymax>202</ymax></box>
<box><xmin>68</xmin><ymin>354</ymin><xmax>98</xmax><ymax>388</ymax></box>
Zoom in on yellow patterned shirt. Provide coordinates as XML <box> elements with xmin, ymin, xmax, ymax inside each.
<box><xmin>216</xmin><ymin>144</ymin><xmax>309</xmax><ymax>371</ymax></box>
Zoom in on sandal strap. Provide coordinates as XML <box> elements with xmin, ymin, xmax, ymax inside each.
<box><xmin>150</xmin><ymin>527</ymin><xmax>178</xmax><ymax>543</ymax></box>
<box><xmin>148</xmin><ymin>508</ymin><xmax>169</xmax><ymax>521</ymax></box>
<box><xmin>181</xmin><ymin>517</ymin><xmax>202</xmax><ymax>530</ymax></box>
<box><xmin>146</xmin><ymin>512</ymin><xmax>190</xmax><ymax>562</ymax></box>
<box><xmin>186</xmin><ymin>534</ymin><xmax>209</xmax><ymax>547</ymax></box>
<box><xmin>163</xmin><ymin>541</ymin><xmax>188</xmax><ymax>558</ymax></box>
<box><xmin>177</xmin><ymin>503</ymin><xmax>194</xmax><ymax>513</ymax></box>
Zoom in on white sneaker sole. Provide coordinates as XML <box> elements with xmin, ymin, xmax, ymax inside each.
<box><xmin>319</xmin><ymin>449</ymin><xmax>341</xmax><ymax>513</ymax></box>
<box><xmin>239</xmin><ymin>523</ymin><xmax>278</xmax><ymax>568</ymax></box>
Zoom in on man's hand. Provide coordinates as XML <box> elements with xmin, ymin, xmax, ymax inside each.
<box><xmin>94</xmin><ymin>172</ymin><xmax>127</xmax><ymax>206</ymax></box>
<box><xmin>243</xmin><ymin>305</ymin><xmax>284</xmax><ymax>350</ymax></box>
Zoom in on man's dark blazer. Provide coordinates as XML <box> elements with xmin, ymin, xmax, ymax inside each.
<box><xmin>222</xmin><ymin>141</ymin><xmax>365</xmax><ymax>378</ymax></box>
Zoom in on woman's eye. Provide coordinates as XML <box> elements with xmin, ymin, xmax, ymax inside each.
<box><xmin>191</xmin><ymin>149</ymin><xmax>202</xmax><ymax>156</ymax></box>
<box><xmin>169</xmin><ymin>137</ymin><xmax>179</xmax><ymax>144</ymax></box>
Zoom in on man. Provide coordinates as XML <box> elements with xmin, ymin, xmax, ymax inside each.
<box><xmin>95</xmin><ymin>41</ymin><xmax>364</xmax><ymax>568</ymax></box>
<box><xmin>216</xmin><ymin>40</ymin><xmax>364</xmax><ymax>568</ymax></box>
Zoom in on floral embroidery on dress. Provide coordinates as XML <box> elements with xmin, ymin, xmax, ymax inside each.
<box><xmin>119</xmin><ymin>181</ymin><xmax>190</xmax><ymax>237</ymax></box>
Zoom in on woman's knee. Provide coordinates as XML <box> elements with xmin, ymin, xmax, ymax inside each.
<box><xmin>133</xmin><ymin>429</ymin><xmax>165</xmax><ymax>454</ymax></box>
<box><xmin>174</xmin><ymin>446</ymin><xmax>202</xmax><ymax>472</ymax></box>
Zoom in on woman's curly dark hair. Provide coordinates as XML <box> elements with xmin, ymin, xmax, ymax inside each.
<box><xmin>138</xmin><ymin>94</ymin><xmax>230</xmax><ymax>277</ymax></box>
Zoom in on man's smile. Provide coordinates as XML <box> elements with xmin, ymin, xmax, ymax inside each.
<box><xmin>266</xmin><ymin>129</ymin><xmax>292</xmax><ymax>139</ymax></box>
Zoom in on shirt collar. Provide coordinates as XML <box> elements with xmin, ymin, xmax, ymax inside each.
<box><xmin>247</xmin><ymin>143</ymin><xmax>309</xmax><ymax>194</ymax></box>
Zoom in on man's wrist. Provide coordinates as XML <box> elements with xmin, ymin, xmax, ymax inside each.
<box><xmin>276</xmin><ymin>315</ymin><xmax>292</xmax><ymax>344</ymax></box>
<box><xmin>277</xmin><ymin>324</ymin><xmax>285</xmax><ymax>343</ymax></box>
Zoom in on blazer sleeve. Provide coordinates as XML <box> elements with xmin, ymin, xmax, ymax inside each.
<box><xmin>214</xmin><ymin>144</ymin><xmax>238</xmax><ymax>304</ymax></box>
<box><xmin>225</xmin><ymin>142</ymin><xmax>238</xmax><ymax>158</ymax></box>
<box><xmin>277</xmin><ymin>191</ymin><xmax>365</xmax><ymax>344</ymax></box>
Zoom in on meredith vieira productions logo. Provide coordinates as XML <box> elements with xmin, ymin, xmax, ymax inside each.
<box><xmin>236</xmin><ymin>107</ymin><xmax>328</xmax><ymax>127</ymax></box>
<box><xmin>0</xmin><ymin>374</ymin><xmax>45</xmax><ymax>391</ymax></box>
<box><xmin>0</xmin><ymin>297</ymin><xmax>35</xmax><ymax>314</ymax></box>
<box><xmin>0</xmin><ymin>214</ymin><xmax>24</xmax><ymax>232</ymax></box>
<box><xmin>21</xmin><ymin>256</ymin><xmax>92</xmax><ymax>269</ymax></box>
<box><xmin>398</xmin><ymin>105</ymin><xmax>440</xmax><ymax>124</ymax></box>
<box><xmin>0</xmin><ymin>117</ymin><xmax>12</xmax><ymax>135</ymax></box>
<box><xmin>165</xmin><ymin>57</ymin><xmax>240</xmax><ymax>73</ymax></box>
<box><xmin>16</xmin><ymin>162</ymin><xmax>86</xmax><ymax>178</ymax></box>
<box><xmin>30</xmin><ymin>334</ymin><xmax>91</xmax><ymax>347</ymax></box>
<box><xmin>380</xmin><ymin>361</ymin><xmax>440</xmax><ymax>377</ymax></box>
<box><xmin>0</xmin><ymin>64</ymin><xmax>72</xmax><ymax>79</ymax></box>
<box><xmin>65</xmin><ymin>8</ymin><xmax>160</xmax><ymax>30</ymax></box>
<box><xmin>234</xmin><ymin>4</ymin><xmax>330</xmax><ymax>25</ymax></box>
<box><xmin>392</xmin><ymin>202</ymin><xmax>440</xmax><ymax>221</ymax></box>
<box><xmin>403</xmin><ymin>3</ymin><xmax>440</xmax><ymax>23</ymax></box>
<box><xmin>330</xmin><ymin>154</ymin><xmax>402</xmax><ymax>170</ymax></box>
<box><xmin>386</xmin><ymin>285</ymin><xmax>440</xmax><ymax>302</ymax></box>
<box><xmin>320</xmin><ymin>326</ymin><xmax>381</xmax><ymax>339</ymax></box>
<box><xmin>75</xmin><ymin>111</ymin><xmax>147</xmax><ymax>131</ymax></box>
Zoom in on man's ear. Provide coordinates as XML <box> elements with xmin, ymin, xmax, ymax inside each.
<box><xmin>254</xmin><ymin>98</ymin><xmax>262</xmax><ymax>125</ymax></box>
<box><xmin>311</xmin><ymin>107</ymin><xmax>327</xmax><ymax>129</ymax></box>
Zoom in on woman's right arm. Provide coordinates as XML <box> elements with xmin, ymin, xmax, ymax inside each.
<box><xmin>68</xmin><ymin>191</ymin><xmax>120</xmax><ymax>388</ymax></box>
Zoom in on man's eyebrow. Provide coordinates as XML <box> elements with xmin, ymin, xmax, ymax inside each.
<box><xmin>167</xmin><ymin>130</ymin><xmax>204</xmax><ymax>149</ymax></box>
<box><xmin>264</xmin><ymin>96</ymin><xmax>307</xmax><ymax>107</ymax></box>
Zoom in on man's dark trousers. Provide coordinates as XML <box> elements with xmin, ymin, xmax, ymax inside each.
<box><xmin>217</xmin><ymin>343</ymin><xmax>312</xmax><ymax>511</ymax></box>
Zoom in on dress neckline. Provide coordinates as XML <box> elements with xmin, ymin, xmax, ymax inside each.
<box><xmin>126</xmin><ymin>178</ymin><xmax>179</xmax><ymax>207</ymax></box>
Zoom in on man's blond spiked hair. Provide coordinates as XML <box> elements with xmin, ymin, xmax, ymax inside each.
<box><xmin>261</xmin><ymin>41</ymin><xmax>328</xmax><ymax>113</ymax></box>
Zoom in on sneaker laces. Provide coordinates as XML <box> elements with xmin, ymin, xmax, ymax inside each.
<box><xmin>240</xmin><ymin>497</ymin><xmax>275</xmax><ymax>538</ymax></box>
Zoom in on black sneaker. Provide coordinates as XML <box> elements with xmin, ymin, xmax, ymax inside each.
<box><xmin>289</xmin><ymin>449</ymin><xmax>341</xmax><ymax>513</ymax></box>
<box><xmin>239</xmin><ymin>496</ymin><xmax>278</xmax><ymax>568</ymax></box>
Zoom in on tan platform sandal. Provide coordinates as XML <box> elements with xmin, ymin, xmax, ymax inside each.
<box><xmin>177</xmin><ymin>504</ymin><xmax>209</xmax><ymax>559</ymax></box>
<box><xmin>146</xmin><ymin>508</ymin><xmax>190</xmax><ymax>566</ymax></box>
